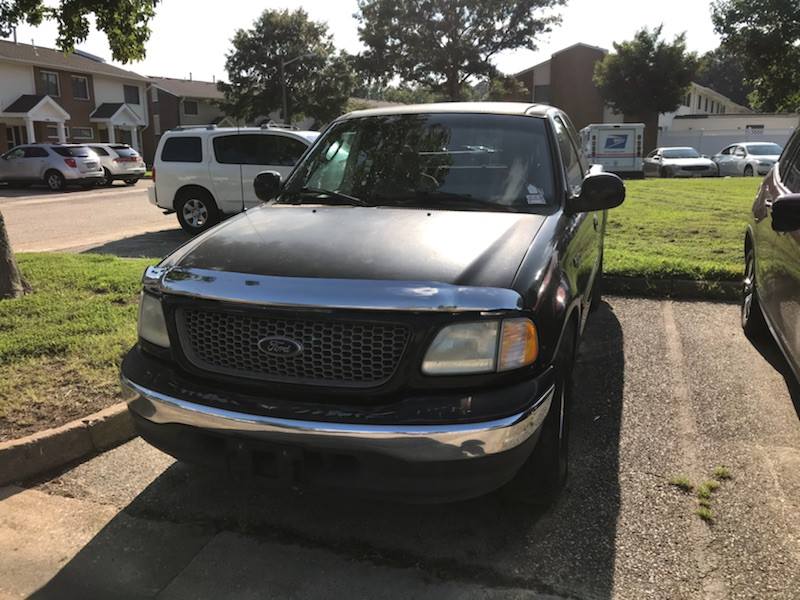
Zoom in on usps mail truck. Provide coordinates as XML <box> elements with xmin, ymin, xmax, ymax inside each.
<box><xmin>580</xmin><ymin>123</ymin><xmax>645</xmax><ymax>178</ymax></box>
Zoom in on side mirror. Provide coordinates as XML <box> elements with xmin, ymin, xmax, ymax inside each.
<box><xmin>772</xmin><ymin>194</ymin><xmax>800</xmax><ymax>232</ymax></box>
<box><xmin>568</xmin><ymin>172</ymin><xmax>625</xmax><ymax>213</ymax></box>
<box><xmin>253</xmin><ymin>170</ymin><xmax>282</xmax><ymax>201</ymax></box>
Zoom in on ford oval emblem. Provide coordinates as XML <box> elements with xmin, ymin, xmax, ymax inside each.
<box><xmin>258</xmin><ymin>336</ymin><xmax>303</xmax><ymax>357</ymax></box>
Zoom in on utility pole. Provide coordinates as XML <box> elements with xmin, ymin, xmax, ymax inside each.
<box><xmin>280</xmin><ymin>53</ymin><xmax>314</xmax><ymax>124</ymax></box>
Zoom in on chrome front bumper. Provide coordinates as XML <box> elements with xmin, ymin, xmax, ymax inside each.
<box><xmin>122</xmin><ymin>376</ymin><xmax>553</xmax><ymax>463</ymax></box>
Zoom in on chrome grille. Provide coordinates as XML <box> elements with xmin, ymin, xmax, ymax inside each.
<box><xmin>177</xmin><ymin>308</ymin><xmax>411</xmax><ymax>386</ymax></box>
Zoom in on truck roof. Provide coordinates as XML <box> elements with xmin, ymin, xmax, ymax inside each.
<box><xmin>341</xmin><ymin>102</ymin><xmax>553</xmax><ymax>120</ymax></box>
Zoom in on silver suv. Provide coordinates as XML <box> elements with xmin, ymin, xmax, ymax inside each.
<box><xmin>0</xmin><ymin>144</ymin><xmax>104</xmax><ymax>191</ymax></box>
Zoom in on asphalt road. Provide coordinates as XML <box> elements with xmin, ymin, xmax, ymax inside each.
<box><xmin>0</xmin><ymin>181</ymin><xmax>187</xmax><ymax>257</ymax></box>
<box><xmin>1</xmin><ymin>298</ymin><xmax>798</xmax><ymax>599</ymax></box>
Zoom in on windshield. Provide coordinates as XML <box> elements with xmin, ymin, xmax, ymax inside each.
<box><xmin>282</xmin><ymin>113</ymin><xmax>556</xmax><ymax>211</ymax></box>
<box><xmin>746</xmin><ymin>143</ymin><xmax>782</xmax><ymax>156</ymax></box>
<box><xmin>662</xmin><ymin>148</ymin><xmax>700</xmax><ymax>159</ymax></box>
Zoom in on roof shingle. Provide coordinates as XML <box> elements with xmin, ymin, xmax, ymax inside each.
<box><xmin>0</xmin><ymin>39</ymin><xmax>147</xmax><ymax>82</ymax></box>
<box><xmin>3</xmin><ymin>94</ymin><xmax>45</xmax><ymax>113</ymax></box>
<box><xmin>149</xmin><ymin>76</ymin><xmax>224</xmax><ymax>100</ymax></box>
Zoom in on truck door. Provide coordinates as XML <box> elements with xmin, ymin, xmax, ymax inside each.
<box><xmin>758</xmin><ymin>137</ymin><xmax>800</xmax><ymax>363</ymax></box>
<box><xmin>597</xmin><ymin>127</ymin><xmax>635</xmax><ymax>173</ymax></box>
<box><xmin>554</xmin><ymin>115</ymin><xmax>599</xmax><ymax>324</ymax></box>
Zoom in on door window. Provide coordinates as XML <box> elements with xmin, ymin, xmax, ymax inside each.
<box><xmin>782</xmin><ymin>145</ymin><xmax>800</xmax><ymax>193</ymax></box>
<box><xmin>734</xmin><ymin>147</ymin><xmax>746</xmax><ymax>158</ymax></box>
<box><xmin>89</xmin><ymin>146</ymin><xmax>109</xmax><ymax>156</ymax></box>
<box><xmin>553</xmin><ymin>116</ymin><xmax>584</xmax><ymax>193</ymax></box>
<box><xmin>266</xmin><ymin>136</ymin><xmax>308</xmax><ymax>166</ymax></box>
<box><xmin>720</xmin><ymin>146</ymin><xmax>734</xmax><ymax>156</ymax></box>
<box><xmin>161</xmin><ymin>136</ymin><xmax>202</xmax><ymax>162</ymax></box>
<box><xmin>23</xmin><ymin>147</ymin><xmax>48</xmax><ymax>158</ymax></box>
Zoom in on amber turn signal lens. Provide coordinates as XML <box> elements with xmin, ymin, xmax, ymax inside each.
<box><xmin>498</xmin><ymin>318</ymin><xmax>538</xmax><ymax>372</ymax></box>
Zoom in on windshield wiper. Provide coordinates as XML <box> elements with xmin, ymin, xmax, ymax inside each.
<box><xmin>379</xmin><ymin>190</ymin><xmax>516</xmax><ymax>212</ymax></box>
<box><xmin>280</xmin><ymin>187</ymin><xmax>370</xmax><ymax>207</ymax></box>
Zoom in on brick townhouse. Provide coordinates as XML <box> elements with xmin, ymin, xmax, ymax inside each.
<box><xmin>0</xmin><ymin>39</ymin><xmax>148</xmax><ymax>153</ymax></box>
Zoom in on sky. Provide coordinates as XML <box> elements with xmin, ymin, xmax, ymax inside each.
<box><xmin>4</xmin><ymin>0</ymin><xmax>722</xmax><ymax>82</ymax></box>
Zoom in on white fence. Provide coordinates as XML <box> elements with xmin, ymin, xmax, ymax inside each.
<box><xmin>657</xmin><ymin>128</ymin><xmax>796</xmax><ymax>156</ymax></box>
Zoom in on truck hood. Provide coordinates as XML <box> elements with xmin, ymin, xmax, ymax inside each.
<box><xmin>167</xmin><ymin>204</ymin><xmax>547</xmax><ymax>289</ymax></box>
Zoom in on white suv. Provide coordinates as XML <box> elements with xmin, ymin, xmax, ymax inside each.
<box><xmin>88</xmin><ymin>143</ymin><xmax>146</xmax><ymax>186</ymax></box>
<box><xmin>149</xmin><ymin>126</ymin><xmax>319</xmax><ymax>234</ymax></box>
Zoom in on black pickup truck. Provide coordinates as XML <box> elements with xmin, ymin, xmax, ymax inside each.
<box><xmin>121</xmin><ymin>103</ymin><xmax>625</xmax><ymax>503</ymax></box>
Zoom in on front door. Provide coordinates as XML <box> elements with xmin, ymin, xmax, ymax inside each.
<box><xmin>756</xmin><ymin>135</ymin><xmax>800</xmax><ymax>364</ymax></box>
<box><xmin>553</xmin><ymin>114</ymin><xmax>599</xmax><ymax>325</ymax></box>
<box><xmin>5</xmin><ymin>125</ymin><xmax>27</xmax><ymax>149</ymax></box>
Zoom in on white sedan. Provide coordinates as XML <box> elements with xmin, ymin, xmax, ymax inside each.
<box><xmin>643</xmin><ymin>147</ymin><xmax>719</xmax><ymax>178</ymax></box>
<box><xmin>712</xmin><ymin>142</ymin><xmax>783</xmax><ymax>177</ymax></box>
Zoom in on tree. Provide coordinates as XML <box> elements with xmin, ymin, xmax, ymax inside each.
<box><xmin>355</xmin><ymin>0</ymin><xmax>564</xmax><ymax>101</ymax></box>
<box><xmin>594</xmin><ymin>27</ymin><xmax>698</xmax><ymax>153</ymax></box>
<box><xmin>696</xmin><ymin>48</ymin><xmax>753</xmax><ymax>108</ymax></box>
<box><xmin>711</xmin><ymin>0</ymin><xmax>800</xmax><ymax>112</ymax></box>
<box><xmin>484</xmin><ymin>75</ymin><xmax>530</xmax><ymax>102</ymax></box>
<box><xmin>219</xmin><ymin>9</ymin><xmax>354</xmax><ymax>126</ymax></box>
<box><xmin>1</xmin><ymin>0</ymin><xmax>160</xmax><ymax>299</ymax></box>
<box><xmin>0</xmin><ymin>0</ymin><xmax>159</xmax><ymax>63</ymax></box>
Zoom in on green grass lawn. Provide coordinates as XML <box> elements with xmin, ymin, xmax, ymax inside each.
<box><xmin>605</xmin><ymin>177</ymin><xmax>761</xmax><ymax>281</ymax></box>
<box><xmin>0</xmin><ymin>253</ymin><xmax>152</xmax><ymax>441</ymax></box>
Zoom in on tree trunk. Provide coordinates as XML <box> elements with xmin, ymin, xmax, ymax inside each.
<box><xmin>0</xmin><ymin>210</ymin><xmax>29</xmax><ymax>300</ymax></box>
<box><xmin>625</xmin><ymin>111</ymin><xmax>660</xmax><ymax>155</ymax></box>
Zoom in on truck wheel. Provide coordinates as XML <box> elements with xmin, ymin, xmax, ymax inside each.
<box><xmin>504</xmin><ymin>327</ymin><xmax>575</xmax><ymax>504</ymax></box>
<box><xmin>45</xmin><ymin>170</ymin><xmax>66</xmax><ymax>191</ymax></box>
<box><xmin>176</xmin><ymin>189</ymin><xmax>219</xmax><ymax>235</ymax></box>
<box><xmin>742</xmin><ymin>246</ymin><xmax>767</xmax><ymax>338</ymax></box>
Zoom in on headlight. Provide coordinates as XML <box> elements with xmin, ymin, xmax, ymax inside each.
<box><xmin>422</xmin><ymin>318</ymin><xmax>538</xmax><ymax>375</ymax></box>
<box><xmin>138</xmin><ymin>293</ymin><xmax>170</xmax><ymax>348</ymax></box>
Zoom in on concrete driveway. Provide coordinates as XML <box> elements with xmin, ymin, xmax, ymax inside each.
<box><xmin>0</xmin><ymin>181</ymin><xmax>187</xmax><ymax>257</ymax></box>
<box><xmin>1</xmin><ymin>298</ymin><xmax>798</xmax><ymax>599</ymax></box>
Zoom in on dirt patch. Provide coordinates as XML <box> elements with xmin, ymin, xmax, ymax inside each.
<box><xmin>0</xmin><ymin>357</ymin><xmax>124</xmax><ymax>442</ymax></box>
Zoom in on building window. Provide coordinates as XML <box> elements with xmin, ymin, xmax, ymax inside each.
<box><xmin>71</xmin><ymin>75</ymin><xmax>89</xmax><ymax>100</ymax></box>
<box><xmin>183</xmin><ymin>100</ymin><xmax>199</xmax><ymax>115</ymax></box>
<box><xmin>71</xmin><ymin>127</ymin><xmax>93</xmax><ymax>140</ymax></box>
<box><xmin>124</xmin><ymin>85</ymin><xmax>140</xmax><ymax>104</ymax></box>
<box><xmin>684</xmin><ymin>93</ymin><xmax>691</xmax><ymax>107</ymax></box>
<box><xmin>721</xmin><ymin>105</ymin><xmax>726</xmax><ymax>114</ymax></box>
<box><xmin>40</xmin><ymin>70</ymin><xmax>60</xmax><ymax>96</ymax></box>
<box><xmin>45</xmin><ymin>125</ymin><xmax>61</xmax><ymax>139</ymax></box>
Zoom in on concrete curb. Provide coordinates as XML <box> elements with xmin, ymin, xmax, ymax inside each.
<box><xmin>0</xmin><ymin>403</ymin><xmax>134</xmax><ymax>486</ymax></box>
<box><xmin>604</xmin><ymin>276</ymin><xmax>740</xmax><ymax>302</ymax></box>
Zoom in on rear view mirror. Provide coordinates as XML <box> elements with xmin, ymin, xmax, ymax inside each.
<box><xmin>772</xmin><ymin>194</ymin><xmax>800</xmax><ymax>232</ymax></box>
<box><xmin>568</xmin><ymin>172</ymin><xmax>625</xmax><ymax>213</ymax></box>
<box><xmin>254</xmin><ymin>170</ymin><xmax>282</xmax><ymax>201</ymax></box>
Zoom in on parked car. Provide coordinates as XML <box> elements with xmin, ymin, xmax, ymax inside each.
<box><xmin>713</xmin><ymin>142</ymin><xmax>783</xmax><ymax>177</ymax></box>
<box><xmin>643</xmin><ymin>147</ymin><xmax>718</xmax><ymax>178</ymax></box>
<box><xmin>0</xmin><ymin>143</ymin><xmax>103</xmax><ymax>190</ymax></box>
<box><xmin>580</xmin><ymin>122</ymin><xmax>645</xmax><ymax>178</ymax></box>
<box><xmin>87</xmin><ymin>143</ymin><xmax>146</xmax><ymax>186</ymax></box>
<box><xmin>149</xmin><ymin>125</ymin><xmax>319</xmax><ymax>234</ymax></box>
<box><xmin>742</xmin><ymin>129</ymin><xmax>800</xmax><ymax>383</ymax></box>
<box><xmin>121</xmin><ymin>103</ymin><xmax>626</xmax><ymax>503</ymax></box>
